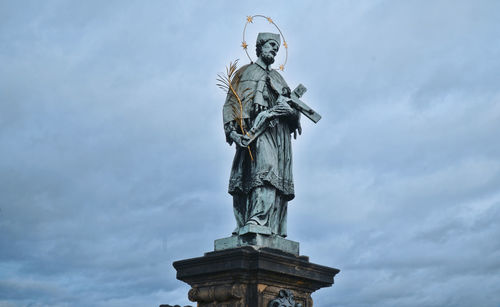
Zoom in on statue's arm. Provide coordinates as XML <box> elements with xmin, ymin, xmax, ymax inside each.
<box><xmin>268</xmin><ymin>99</ymin><xmax>302</xmax><ymax>137</ymax></box>
<box><xmin>283</xmin><ymin>100</ymin><xmax>301</xmax><ymax>137</ymax></box>
<box><xmin>224</xmin><ymin>120</ymin><xmax>238</xmax><ymax>145</ymax></box>
<box><xmin>264</xmin><ymin>96</ymin><xmax>300</xmax><ymax>121</ymax></box>
<box><xmin>222</xmin><ymin>72</ymin><xmax>256</xmax><ymax>146</ymax></box>
<box><xmin>223</xmin><ymin>90</ymin><xmax>243</xmax><ymax>146</ymax></box>
<box><xmin>266</xmin><ymin>73</ymin><xmax>300</xmax><ymax>125</ymax></box>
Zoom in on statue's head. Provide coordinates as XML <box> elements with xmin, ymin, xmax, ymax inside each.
<box><xmin>256</xmin><ymin>32</ymin><xmax>280</xmax><ymax>66</ymax></box>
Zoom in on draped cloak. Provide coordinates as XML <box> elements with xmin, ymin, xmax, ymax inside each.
<box><xmin>223</xmin><ymin>60</ymin><xmax>300</xmax><ymax>202</ymax></box>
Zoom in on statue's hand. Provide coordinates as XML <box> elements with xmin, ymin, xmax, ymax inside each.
<box><xmin>293</xmin><ymin>121</ymin><xmax>302</xmax><ymax>139</ymax></box>
<box><xmin>230</xmin><ymin>131</ymin><xmax>250</xmax><ymax>148</ymax></box>
<box><xmin>272</xmin><ymin>102</ymin><xmax>294</xmax><ymax>116</ymax></box>
<box><xmin>240</xmin><ymin>134</ymin><xmax>251</xmax><ymax>147</ymax></box>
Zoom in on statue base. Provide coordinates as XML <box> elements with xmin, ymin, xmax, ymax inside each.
<box><xmin>214</xmin><ymin>231</ymin><xmax>299</xmax><ymax>256</ymax></box>
<box><xmin>172</xmin><ymin>246</ymin><xmax>339</xmax><ymax>307</ymax></box>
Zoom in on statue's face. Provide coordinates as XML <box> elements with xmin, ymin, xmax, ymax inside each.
<box><xmin>260</xmin><ymin>40</ymin><xmax>279</xmax><ymax>65</ymax></box>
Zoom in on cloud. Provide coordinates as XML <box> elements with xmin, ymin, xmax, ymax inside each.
<box><xmin>1</xmin><ymin>1</ymin><xmax>499</xmax><ymax>306</ymax></box>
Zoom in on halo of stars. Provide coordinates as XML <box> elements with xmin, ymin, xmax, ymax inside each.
<box><xmin>242</xmin><ymin>15</ymin><xmax>288</xmax><ymax>71</ymax></box>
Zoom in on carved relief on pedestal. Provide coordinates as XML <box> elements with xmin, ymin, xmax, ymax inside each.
<box><xmin>268</xmin><ymin>289</ymin><xmax>303</xmax><ymax>307</ymax></box>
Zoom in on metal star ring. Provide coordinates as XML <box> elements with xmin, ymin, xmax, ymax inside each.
<box><xmin>241</xmin><ymin>15</ymin><xmax>288</xmax><ymax>71</ymax></box>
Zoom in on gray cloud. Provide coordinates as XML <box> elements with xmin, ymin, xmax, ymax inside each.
<box><xmin>1</xmin><ymin>0</ymin><xmax>499</xmax><ymax>306</ymax></box>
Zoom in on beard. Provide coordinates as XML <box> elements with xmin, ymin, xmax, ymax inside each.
<box><xmin>261</xmin><ymin>52</ymin><xmax>275</xmax><ymax>65</ymax></box>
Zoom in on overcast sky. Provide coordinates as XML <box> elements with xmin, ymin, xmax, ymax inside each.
<box><xmin>1</xmin><ymin>1</ymin><xmax>499</xmax><ymax>306</ymax></box>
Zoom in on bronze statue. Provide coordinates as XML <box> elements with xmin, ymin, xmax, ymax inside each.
<box><xmin>222</xmin><ymin>32</ymin><xmax>320</xmax><ymax>238</ymax></box>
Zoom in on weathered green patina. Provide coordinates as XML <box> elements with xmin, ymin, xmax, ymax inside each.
<box><xmin>223</xmin><ymin>32</ymin><xmax>319</xmax><ymax>238</ymax></box>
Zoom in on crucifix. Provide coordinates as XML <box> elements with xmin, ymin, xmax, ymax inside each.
<box><xmin>245</xmin><ymin>82</ymin><xmax>321</xmax><ymax>145</ymax></box>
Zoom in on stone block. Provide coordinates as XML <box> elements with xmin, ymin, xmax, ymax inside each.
<box><xmin>214</xmin><ymin>233</ymin><xmax>300</xmax><ymax>256</ymax></box>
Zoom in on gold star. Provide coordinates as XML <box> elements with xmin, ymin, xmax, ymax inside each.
<box><xmin>283</xmin><ymin>41</ymin><xmax>288</xmax><ymax>49</ymax></box>
<box><xmin>241</xmin><ymin>41</ymin><xmax>248</xmax><ymax>49</ymax></box>
<box><xmin>267</xmin><ymin>17</ymin><xmax>273</xmax><ymax>24</ymax></box>
<box><xmin>279</xmin><ymin>64</ymin><xmax>285</xmax><ymax>71</ymax></box>
<box><xmin>246</xmin><ymin>16</ymin><xmax>253</xmax><ymax>23</ymax></box>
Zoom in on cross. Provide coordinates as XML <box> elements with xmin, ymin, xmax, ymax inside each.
<box><xmin>244</xmin><ymin>82</ymin><xmax>321</xmax><ymax>146</ymax></box>
<box><xmin>288</xmin><ymin>84</ymin><xmax>321</xmax><ymax>123</ymax></box>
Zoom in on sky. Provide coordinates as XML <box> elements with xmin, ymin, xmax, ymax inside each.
<box><xmin>1</xmin><ymin>0</ymin><xmax>499</xmax><ymax>306</ymax></box>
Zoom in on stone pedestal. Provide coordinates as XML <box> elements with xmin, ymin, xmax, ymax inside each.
<box><xmin>173</xmin><ymin>245</ymin><xmax>339</xmax><ymax>307</ymax></box>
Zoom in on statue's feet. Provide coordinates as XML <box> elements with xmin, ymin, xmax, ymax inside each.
<box><xmin>245</xmin><ymin>220</ymin><xmax>259</xmax><ymax>226</ymax></box>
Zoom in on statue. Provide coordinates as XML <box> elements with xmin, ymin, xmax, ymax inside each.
<box><xmin>221</xmin><ymin>32</ymin><xmax>320</xmax><ymax>238</ymax></box>
<box><xmin>172</xmin><ymin>20</ymin><xmax>339</xmax><ymax>307</ymax></box>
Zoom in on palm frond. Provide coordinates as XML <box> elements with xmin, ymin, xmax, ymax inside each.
<box><xmin>216</xmin><ymin>59</ymin><xmax>254</xmax><ymax>160</ymax></box>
